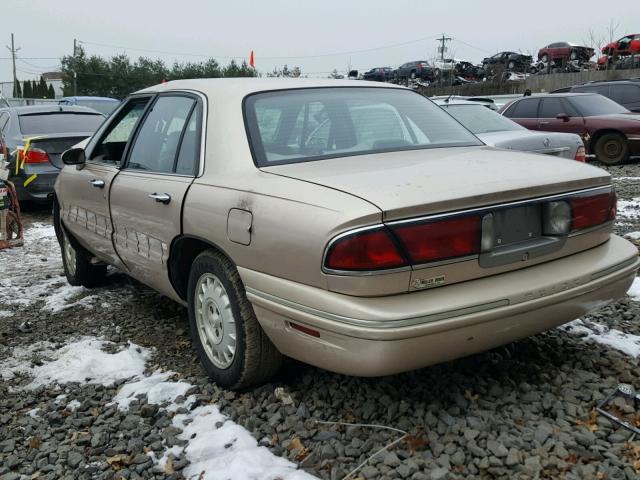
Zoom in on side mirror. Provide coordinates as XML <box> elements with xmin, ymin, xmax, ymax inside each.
<box><xmin>556</xmin><ymin>113</ymin><xmax>570</xmax><ymax>122</ymax></box>
<box><xmin>61</xmin><ymin>147</ymin><xmax>86</xmax><ymax>165</ymax></box>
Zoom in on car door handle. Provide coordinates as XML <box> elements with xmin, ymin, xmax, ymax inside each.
<box><xmin>538</xmin><ymin>121</ymin><xmax>550</xmax><ymax>125</ymax></box>
<box><xmin>148</xmin><ymin>192</ymin><xmax>171</xmax><ymax>204</ymax></box>
<box><xmin>90</xmin><ymin>179</ymin><xmax>105</xmax><ymax>188</ymax></box>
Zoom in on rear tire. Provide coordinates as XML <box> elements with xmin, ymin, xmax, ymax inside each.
<box><xmin>594</xmin><ymin>133</ymin><xmax>628</xmax><ymax>165</ymax></box>
<box><xmin>187</xmin><ymin>250</ymin><xmax>283</xmax><ymax>389</ymax></box>
<box><xmin>54</xmin><ymin>201</ymin><xmax>107</xmax><ymax>288</ymax></box>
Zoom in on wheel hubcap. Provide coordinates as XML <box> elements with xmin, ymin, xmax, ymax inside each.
<box><xmin>604</xmin><ymin>141</ymin><xmax>621</xmax><ymax>157</ymax></box>
<box><xmin>62</xmin><ymin>232</ymin><xmax>77</xmax><ymax>276</ymax></box>
<box><xmin>195</xmin><ymin>273</ymin><xmax>237</xmax><ymax>369</ymax></box>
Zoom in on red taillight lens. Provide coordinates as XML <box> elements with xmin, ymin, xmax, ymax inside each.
<box><xmin>392</xmin><ymin>216</ymin><xmax>481</xmax><ymax>264</ymax></box>
<box><xmin>570</xmin><ymin>191</ymin><xmax>616</xmax><ymax>231</ymax></box>
<box><xmin>574</xmin><ymin>146</ymin><xmax>586</xmax><ymax>162</ymax></box>
<box><xmin>19</xmin><ymin>147</ymin><xmax>50</xmax><ymax>164</ymax></box>
<box><xmin>325</xmin><ymin>228</ymin><xmax>406</xmax><ymax>271</ymax></box>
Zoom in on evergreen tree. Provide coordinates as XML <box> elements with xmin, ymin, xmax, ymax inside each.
<box><xmin>23</xmin><ymin>80</ymin><xmax>32</xmax><ymax>98</ymax></box>
<box><xmin>47</xmin><ymin>84</ymin><xmax>55</xmax><ymax>99</ymax></box>
<box><xmin>14</xmin><ymin>81</ymin><xmax>22</xmax><ymax>98</ymax></box>
<box><xmin>38</xmin><ymin>77</ymin><xmax>48</xmax><ymax>98</ymax></box>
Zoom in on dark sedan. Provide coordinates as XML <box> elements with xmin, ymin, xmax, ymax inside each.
<box><xmin>396</xmin><ymin>61</ymin><xmax>434</xmax><ymax>83</ymax></box>
<box><xmin>0</xmin><ymin>105</ymin><xmax>105</xmax><ymax>202</ymax></box>
<box><xmin>362</xmin><ymin>67</ymin><xmax>393</xmax><ymax>82</ymax></box>
<box><xmin>482</xmin><ymin>51</ymin><xmax>532</xmax><ymax>72</ymax></box>
<box><xmin>500</xmin><ymin>93</ymin><xmax>640</xmax><ymax>165</ymax></box>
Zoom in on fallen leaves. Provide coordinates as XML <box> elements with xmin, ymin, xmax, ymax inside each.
<box><xmin>464</xmin><ymin>390</ymin><xmax>479</xmax><ymax>402</ymax></box>
<box><xmin>28</xmin><ymin>436</ymin><xmax>41</xmax><ymax>449</ymax></box>
<box><xmin>286</xmin><ymin>437</ymin><xmax>310</xmax><ymax>461</ymax></box>
<box><xmin>404</xmin><ymin>435</ymin><xmax>428</xmax><ymax>454</ymax></box>
<box><xmin>576</xmin><ymin>409</ymin><xmax>599</xmax><ymax>432</ymax></box>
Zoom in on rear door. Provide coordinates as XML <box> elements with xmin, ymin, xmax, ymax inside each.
<box><xmin>537</xmin><ymin>97</ymin><xmax>586</xmax><ymax>135</ymax></box>
<box><xmin>502</xmin><ymin>98</ymin><xmax>541</xmax><ymax>130</ymax></box>
<box><xmin>109</xmin><ymin>93</ymin><xmax>202</xmax><ymax>299</ymax></box>
<box><xmin>57</xmin><ymin>97</ymin><xmax>151</xmax><ymax>266</ymax></box>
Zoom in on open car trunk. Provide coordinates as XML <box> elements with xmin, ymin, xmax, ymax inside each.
<box><xmin>23</xmin><ymin>133</ymin><xmax>93</xmax><ymax>169</ymax></box>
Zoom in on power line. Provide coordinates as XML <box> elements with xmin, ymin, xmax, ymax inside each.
<box><xmin>451</xmin><ymin>37</ymin><xmax>493</xmax><ymax>55</ymax></box>
<box><xmin>77</xmin><ymin>34</ymin><xmax>442</xmax><ymax>60</ymax></box>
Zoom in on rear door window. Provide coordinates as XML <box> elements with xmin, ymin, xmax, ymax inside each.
<box><xmin>18</xmin><ymin>113</ymin><xmax>104</xmax><ymax>135</ymax></box>
<box><xmin>126</xmin><ymin>95</ymin><xmax>196</xmax><ymax>174</ymax></box>
<box><xmin>174</xmin><ymin>104</ymin><xmax>201</xmax><ymax>176</ymax></box>
<box><xmin>610</xmin><ymin>85</ymin><xmax>640</xmax><ymax>104</ymax></box>
<box><xmin>504</xmin><ymin>98</ymin><xmax>540</xmax><ymax>118</ymax></box>
<box><xmin>539</xmin><ymin>98</ymin><xmax>567</xmax><ymax>117</ymax></box>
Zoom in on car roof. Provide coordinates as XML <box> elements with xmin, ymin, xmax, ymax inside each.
<box><xmin>3</xmin><ymin>105</ymin><xmax>103</xmax><ymax>115</ymax></box>
<box><xmin>580</xmin><ymin>78</ymin><xmax>640</xmax><ymax>85</ymax></box>
<box><xmin>435</xmin><ymin>99</ymin><xmax>487</xmax><ymax>106</ymax></box>
<box><xmin>136</xmin><ymin>78</ymin><xmax>406</xmax><ymax>99</ymax></box>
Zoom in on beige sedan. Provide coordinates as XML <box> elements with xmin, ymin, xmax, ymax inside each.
<box><xmin>54</xmin><ymin>79</ymin><xmax>639</xmax><ymax>389</ymax></box>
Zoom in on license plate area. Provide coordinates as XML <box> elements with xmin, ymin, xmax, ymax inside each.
<box><xmin>479</xmin><ymin>204</ymin><xmax>566</xmax><ymax>268</ymax></box>
<box><xmin>493</xmin><ymin>204</ymin><xmax>541</xmax><ymax>246</ymax></box>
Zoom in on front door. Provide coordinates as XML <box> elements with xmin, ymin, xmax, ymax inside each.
<box><xmin>57</xmin><ymin>97</ymin><xmax>151</xmax><ymax>267</ymax></box>
<box><xmin>109</xmin><ymin>94</ymin><xmax>202</xmax><ymax>300</ymax></box>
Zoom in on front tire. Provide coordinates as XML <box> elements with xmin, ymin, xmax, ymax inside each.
<box><xmin>594</xmin><ymin>133</ymin><xmax>628</xmax><ymax>165</ymax></box>
<box><xmin>187</xmin><ymin>250</ymin><xmax>283</xmax><ymax>389</ymax></box>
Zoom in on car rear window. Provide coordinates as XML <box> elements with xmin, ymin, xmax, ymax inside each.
<box><xmin>244</xmin><ymin>87</ymin><xmax>481</xmax><ymax>166</ymax></box>
<box><xmin>18</xmin><ymin>113</ymin><xmax>104</xmax><ymax>135</ymax></box>
<box><xmin>444</xmin><ymin>104</ymin><xmax>523</xmax><ymax>134</ymax></box>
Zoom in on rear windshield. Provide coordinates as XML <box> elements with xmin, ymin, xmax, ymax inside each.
<box><xmin>75</xmin><ymin>100</ymin><xmax>119</xmax><ymax>115</ymax></box>
<box><xmin>443</xmin><ymin>104</ymin><xmax>523</xmax><ymax>134</ymax></box>
<box><xmin>19</xmin><ymin>113</ymin><xmax>104</xmax><ymax>135</ymax></box>
<box><xmin>568</xmin><ymin>94</ymin><xmax>629</xmax><ymax>116</ymax></box>
<box><xmin>244</xmin><ymin>87</ymin><xmax>481</xmax><ymax>166</ymax></box>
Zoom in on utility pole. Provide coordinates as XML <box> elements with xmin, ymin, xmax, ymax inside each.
<box><xmin>6</xmin><ymin>34</ymin><xmax>20</xmax><ymax>98</ymax></box>
<box><xmin>73</xmin><ymin>38</ymin><xmax>78</xmax><ymax>96</ymax></box>
<box><xmin>436</xmin><ymin>34</ymin><xmax>452</xmax><ymax>61</ymax></box>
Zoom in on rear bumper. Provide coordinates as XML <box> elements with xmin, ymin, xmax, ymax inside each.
<box><xmin>11</xmin><ymin>172</ymin><xmax>57</xmax><ymax>202</ymax></box>
<box><xmin>242</xmin><ymin>235</ymin><xmax>639</xmax><ymax>376</ymax></box>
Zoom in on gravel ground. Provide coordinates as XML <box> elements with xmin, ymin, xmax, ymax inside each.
<box><xmin>1</xmin><ymin>163</ymin><xmax>639</xmax><ymax>480</ymax></box>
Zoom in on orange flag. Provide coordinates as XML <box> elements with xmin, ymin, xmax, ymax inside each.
<box><xmin>249</xmin><ymin>50</ymin><xmax>255</xmax><ymax>68</ymax></box>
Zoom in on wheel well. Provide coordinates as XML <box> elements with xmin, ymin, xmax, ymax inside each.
<box><xmin>168</xmin><ymin>236</ymin><xmax>234</xmax><ymax>302</ymax></box>
<box><xmin>588</xmin><ymin>129</ymin><xmax>625</xmax><ymax>152</ymax></box>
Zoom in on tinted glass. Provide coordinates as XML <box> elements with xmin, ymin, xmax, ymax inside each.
<box><xmin>504</xmin><ymin>98</ymin><xmax>540</xmax><ymax>118</ymax></box>
<box><xmin>175</xmin><ymin>104</ymin><xmax>201</xmax><ymax>176</ymax></box>
<box><xmin>568</xmin><ymin>94</ymin><xmax>629</xmax><ymax>116</ymax></box>
<box><xmin>18</xmin><ymin>113</ymin><xmax>104</xmax><ymax>135</ymax></box>
<box><xmin>76</xmin><ymin>100</ymin><xmax>120</xmax><ymax>115</ymax></box>
<box><xmin>444</xmin><ymin>104</ymin><xmax>523</xmax><ymax>134</ymax></box>
<box><xmin>610</xmin><ymin>85</ymin><xmax>640</xmax><ymax>104</ymax></box>
<box><xmin>539</xmin><ymin>98</ymin><xmax>567</xmax><ymax>117</ymax></box>
<box><xmin>91</xmin><ymin>99</ymin><xmax>149</xmax><ymax>164</ymax></box>
<box><xmin>127</xmin><ymin>96</ymin><xmax>195</xmax><ymax>173</ymax></box>
<box><xmin>574</xmin><ymin>85</ymin><xmax>609</xmax><ymax>96</ymax></box>
<box><xmin>245</xmin><ymin>88</ymin><xmax>481</xmax><ymax>166</ymax></box>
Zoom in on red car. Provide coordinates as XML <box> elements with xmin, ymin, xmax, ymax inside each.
<box><xmin>537</xmin><ymin>42</ymin><xmax>594</xmax><ymax>63</ymax></box>
<box><xmin>500</xmin><ymin>93</ymin><xmax>640</xmax><ymax>165</ymax></box>
<box><xmin>602</xmin><ymin>34</ymin><xmax>640</xmax><ymax>56</ymax></box>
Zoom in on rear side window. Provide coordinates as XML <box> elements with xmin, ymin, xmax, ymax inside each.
<box><xmin>127</xmin><ymin>96</ymin><xmax>196</xmax><ymax>174</ymax></box>
<box><xmin>18</xmin><ymin>113</ymin><xmax>104</xmax><ymax>135</ymax></box>
<box><xmin>574</xmin><ymin>85</ymin><xmax>609</xmax><ymax>96</ymax></box>
<box><xmin>245</xmin><ymin>87</ymin><xmax>481</xmax><ymax>166</ymax></box>
<box><xmin>539</xmin><ymin>98</ymin><xmax>567</xmax><ymax>117</ymax></box>
<box><xmin>610</xmin><ymin>85</ymin><xmax>640</xmax><ymax>104</ymax></box>
<box><xmin>504</xmin><ymin>98</ymin><xmax>540</xmax><ymax>118</ymax></box>
<box><xmin>175</xmin><ymin>103</ymin><xmax>202</xmax><ymax>175</ymax></box>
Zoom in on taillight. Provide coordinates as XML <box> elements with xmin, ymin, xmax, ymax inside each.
<box><xmin>325</xmin><ymin>228</ymin><xmax>406</xmax><ymax>271</ymax></box>
<box><xmin>569</xmin><ymin>191</ymin><xmax>616</xmax><ymax>231</ymax></box>
<box><xmin>392</xmin><ymin>216</ymin><xmax>481</xmax><ymax>264</ymax></box>
<box><xmin>574</xmin><ymin>146</ymin><xmax>586</xmax><ymax>162</ymax></box>
<box><xmin>18</xmin><ymin>147</ymin><xmax>50</xmax><ymax>164</ymax></box>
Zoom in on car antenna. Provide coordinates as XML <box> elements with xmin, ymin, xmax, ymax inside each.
<box><xmin>445</xmin><ymin>94</ymin><xmax>453</xmax><ymax>103</ymax></box>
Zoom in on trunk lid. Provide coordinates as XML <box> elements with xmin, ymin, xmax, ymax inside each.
<box><xmin>22</xmin><ymin>133</ymin><xmax>92</xmax><ymax>169</ymax></box>
<box><xmin>479</xmin><ymin>131</ymin><xmax>581</xmax><ymax>160</ymax></box>
<box><xmin>262</xmin><ymin>146</ymin><xmax>610</xmax><ymax>221</ymax></box>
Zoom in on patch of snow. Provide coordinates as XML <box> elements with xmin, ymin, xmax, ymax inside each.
<box><xmin>0</xmin><ymin>310</ymin><xmax>12</xmax><ymax>318</ymax></box>
<box><xmin>564</xmin><ymin>319</ymin><xmax>640</xmax><ymax>357</ymax></box>
<box><xmin>613</xmin><ymin>177</ymin><xmax>640</xmax><ymax>181</ymax></box>
<box><xmin>112</xmin><ymin>371</ymin><xmax>192</xmax><ymax>411</ymax></box>
<box><xmin>0</xmin><ymin>336</ymin><xmax>315</xmax><ymax>479</ymax></box>
<box><xmin>628</xmin><ymin>277</ymin><xmax>640</xmax><ymax>301</ymax></box>
<box><xmin>624</xmin><ymin>231</ymin><xmax>640</xmax><ymax>240</ymax></box>
<box><xmin>0</xmin><ymin>337</ymin><xmax>151</xmax><ymax>387</ymax></box>
<box><xmin>27</xmin><ymin>407</ymin><xmax>41</xmax><ymax>418</ymax></box>
<box><xmin>617</xmin><ymin>198</ymin><xmax>640</xmax><ymax>220</ymax></box>
<box><xmin>66</xmin><ymin>400</ymin><xmax>81</xmax><ymax>411</ymax></box>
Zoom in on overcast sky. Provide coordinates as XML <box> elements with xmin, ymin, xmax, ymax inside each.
<box><xmin>1</xmin><ymin>0</ymin><xmax>638</xmax><ymax>83</ymax></box>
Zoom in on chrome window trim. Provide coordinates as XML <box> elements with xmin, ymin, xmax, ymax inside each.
<box><xmin>322</xmin><ymin>184</ymin><xmax>613</xmax><ymax>276</ymax></box>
